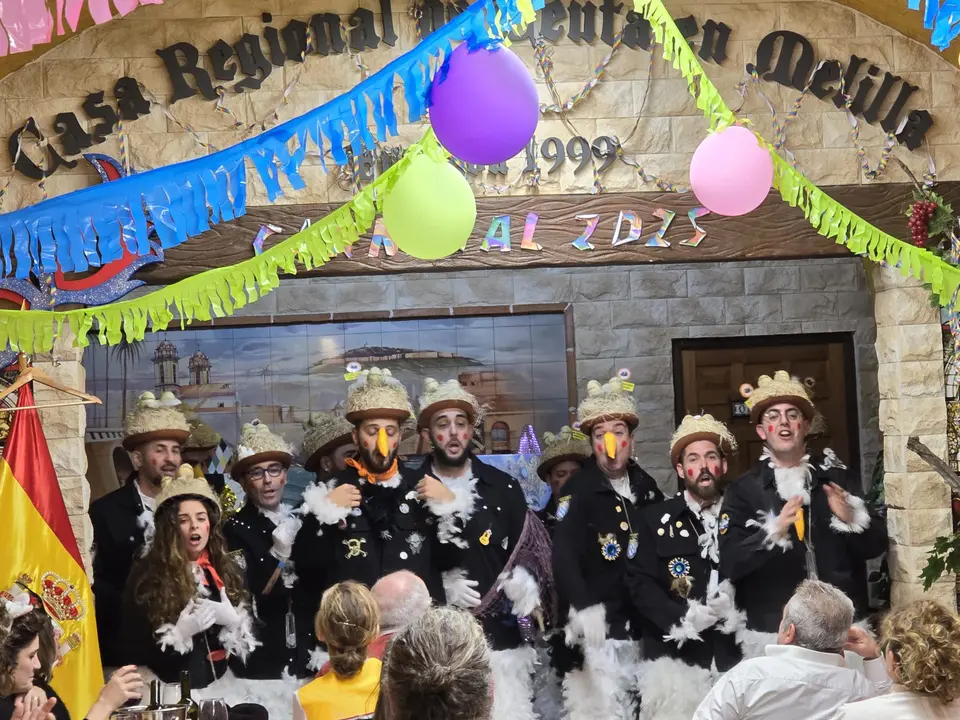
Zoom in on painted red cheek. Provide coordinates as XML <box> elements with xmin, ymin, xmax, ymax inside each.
<box><xmin>687</xmin><ymin>468</ymin><xmax>694</xmax><ymax>477</ymax></box>
<box><xmin>596</xmin><ymin>443</ymin><xmax>603</xmax><ymax>453</ymax></box>
<box><xmin>712</xmin><ymin>465</ymin><xmax>720</xmax><ymax>475</ymax></box>
<box><xmin>768</xmin><ymin>425</ymin><xmax>775</xmax><ymax>433</ymax></box>
<box><xmin>437</xmin><ymin>434</ymin><xmax>445</xmax><ymax>444</ymax></box>
<box><xmin>621</xmin><ymin>441</ymin><xmax>628</xmax><ymax>449</ymax></box>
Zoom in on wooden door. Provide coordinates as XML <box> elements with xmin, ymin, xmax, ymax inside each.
<box><xmin>673</xmin><ymin>334</ymin><xmax>860</xmax><ymax>482</ymax></box>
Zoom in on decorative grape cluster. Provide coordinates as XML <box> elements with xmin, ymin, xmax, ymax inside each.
<box><xmin>909</xmin><ymin>200</ymin><xmax>938</xmax><ymax>248</ymax></box>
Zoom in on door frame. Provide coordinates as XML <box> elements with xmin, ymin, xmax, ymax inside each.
<box><xmin>670</xmin><ymin>332</ymin><xmax>862</xmax><ymax>474</ymax></box>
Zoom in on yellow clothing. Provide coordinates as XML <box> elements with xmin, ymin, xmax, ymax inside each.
<box><xmin>296</xmin><ymin>657</ymin><xmax>382</xmax><ymax>720</ymax></box>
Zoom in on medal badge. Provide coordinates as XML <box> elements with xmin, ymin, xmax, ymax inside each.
<box><xmin>598</xmin><ymin>533</ymin><xmax>622</xmax><ymax>561</ymax></box>
<box><xmin>627</xmin><ymin>533</ymin><xmax>639</xmax><ymax>559</ymax></box>
<box><xmin>407</xmin><ymin>532</ymin><xmax>425</xmax><ymax>556</ymax></box>
<box><xmin>343</xmin><ymin>538</ymin><xmax>368</xmax><ymax>559</ymax></box>
<box><xmin>719</xmin><ymin>513</ymin><xmax>730</xmax><ymax>535</ymax></box>
<box><xmin>668</xmin><ymin>557</ymin><xmax>693</xmax><ymax>598</ymax></box>
<box><xmin>556</xmin><ymin>495</ymin><xmax>571</xmax><ymax>520</ymax></box>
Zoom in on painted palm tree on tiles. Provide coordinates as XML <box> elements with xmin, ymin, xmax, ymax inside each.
<box><xmin>111</xmin><ymin>339</ymin><xmax>143</xmax><ymax>420</ymax></box>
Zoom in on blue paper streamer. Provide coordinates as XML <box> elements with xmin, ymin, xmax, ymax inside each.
<box><xmin>0</xmin><ymin>0</ymin><xmax>539</xmax><ymax>279</ymax></box>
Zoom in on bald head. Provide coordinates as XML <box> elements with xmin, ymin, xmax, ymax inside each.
<box><xmin>372</xmin><ymin>571</ymin><xmax>431</xmax><ymax>634</ymax></box>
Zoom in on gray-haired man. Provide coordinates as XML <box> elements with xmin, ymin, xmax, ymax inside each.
<box><xmin>693</xmin><ymin>580</ymin><xmax>891</xmax><ymax>720</ymax></box>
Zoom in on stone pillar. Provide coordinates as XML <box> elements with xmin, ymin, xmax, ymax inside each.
<box><xmin>32</xmin><ymin>329</ymin><xmax>92</xmax><ymax>579</ymax></box>
<box><xmin>872</xmin><ymin>265</ymin><xmax>955</xmax><ymax>607</ymax></box>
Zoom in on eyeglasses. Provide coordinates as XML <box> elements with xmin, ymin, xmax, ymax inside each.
<box><xmin>246</xmin><ymin>464</ymin><xmax>285</xmax><ymax>481</ymax></box>
<box><xmin>762</xmin><ymin>409</ymin><xmax>802</xmax><ymax>423</ymax></box>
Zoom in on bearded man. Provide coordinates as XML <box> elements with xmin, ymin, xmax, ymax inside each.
<box><xmin>552</xmin><ymin>376</ymin><xmax>664</xmax><ymax>720</ymax></box>
<box><xmin>412</xmin><ymin>378</ymin><xmax>552</xmax><ymax>720</ymax></box>
<box><xmin>627</xmin><ymin>414</ymin><xmax>744</xmax><ymax>720</ymax></box>
<box><xmin>292</xmin><ymin>368</ymin><xmax>468</xmax><ymax>612</ymax></box>
<box><xmin>90</xmin><ymin>391</ymin><xmax>190</xmax><ymax>667</ymax></box>
<box><xmin>719</xmin><ymin>371</ymin><xmax>888</xmax><ymax>658</ymax></box>
<box><xmin>301</xmin><ymin>412</ymin><xmax>357</xmax><ymax>483</ymax></box>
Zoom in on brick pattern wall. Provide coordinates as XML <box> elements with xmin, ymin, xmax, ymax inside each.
<box><xmin>207</xmin><ymin>256</ymin><xmax>879</xmax><ymax>491</ymax></box>
<box><xmin>0</xmin><ymin>0</ymin><xmax>957</xmax><ymax>210</ymax></box>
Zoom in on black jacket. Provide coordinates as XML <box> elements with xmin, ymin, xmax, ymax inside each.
<box><xmin>291</xmin><ymin>460</ymin><xmax>451</xmax><ymax>610</ymax></box>
<box><xmin>626</xmin><ymin>494</ymin><xmax>741</xmax><ymax>672</ymax></box>
<box><xmin>719</xmin><ymin>451</ymin><xmax>888</xmax><ymax>632</ymax></box>
<box><xmin>122</xmin><ymin>565</ymin><xmax>230</xmax><ymax>688</ymax></box>
<box><xmin>552</xmin><ymin>457</ymin><xmax>663</xmax><ymax>639</ymax></box>
<box><xmin>223</xmin><ymin>503</ymin><xmax>309</xmax><ymax>679</ymax></box>
<box><xmin>89</xmin><ymin>474</ymin><xmax>147</xmax><ymax>667</ymax></box>
<box><xmin>408</xmin><ymin>456</ymin><xmax>535</xmax><ymax>650</ymax></box>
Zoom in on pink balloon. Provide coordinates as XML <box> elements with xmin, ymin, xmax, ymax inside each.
<box><xmin>689</xmin><ymin>126</ymin><xmax>774</xmax><ymax>217</ymax></box>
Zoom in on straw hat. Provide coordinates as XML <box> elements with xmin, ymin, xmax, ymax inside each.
<box><xmin>345</xmin><ymin>367</ymin><xmax>413</xmax><ymax>423</ymax></box>
<box><xmin>669</xmin><ymin>414</ymin><xmax>738</xmax><ymax>465</ymax></box>
<box><xmin>301</xmin><ymin>412</ymin><xmax>355</xmax><ymax>472</ymax></box>
<box><xmin>230</xmin><ymin>419</ymin><xmax>294</xmax><ymax>479</ymax></box>
<box><xmin>740</xmin><ymin>370</ymin><xmax>815</xmax><ymax>424</ymax></box>
<box><xmin>155</xmin><ymin>464</ymin><xmax>222</xmax><ymax>514</ymax></box>
<box><xmin>123</xmin><ymin>391</ymin><xmax>191</xmax><ymax>451</ymax></box>
<box><xmin>576</xmin><ymin>376</ymin><xmax>639</xmax><ymax>433</ymax></box>
<box><xmin>181</xmin><ymin>409</ymin><xmax>221</xmax><ymax>452</ymax></box>
<box><xmin>537</xmin><ymin>426</ymin><xmax>590</xmax><ymax>480</ymax></box>
<box><xmin>417</xmin><ymin>377</ymin><xmax>482</xmax><ymax>429</ymax></box>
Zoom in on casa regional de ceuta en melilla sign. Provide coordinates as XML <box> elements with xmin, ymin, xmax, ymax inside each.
<box><xmin>10</xmin><ymin>0</ymin><xmax>934</xmax><ymax>181</ymax></box>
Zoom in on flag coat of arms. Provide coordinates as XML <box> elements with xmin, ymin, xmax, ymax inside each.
<box><xmin>0</xmin><ymin>382</ymin><xmax>101</xmax><ymax>719</ymax></box>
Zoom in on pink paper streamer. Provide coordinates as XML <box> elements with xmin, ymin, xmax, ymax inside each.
<box><xmin>0</xmin><ymin>0</ymin><xmax>163</xmax><ymax>56</ymax></box>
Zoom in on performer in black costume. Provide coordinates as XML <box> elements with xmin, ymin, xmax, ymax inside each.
<box><xmin>628</xmin><ymin>413</ymin><xmax>744</xmax><ymax>720</ymax></box>
<box><xmin>536</xmin><ymin>426</ymin><xmax>589</xmax><ymax>535</ymax></box>
<box><xmin>552</xmin><ymin>376</ymin><xmax>664</xmax><ymax>720</ymax></box>
<box><xmin>719</xmin><ymin>370</ymin><xmax>888</xmax><ymax>658</ymax></box>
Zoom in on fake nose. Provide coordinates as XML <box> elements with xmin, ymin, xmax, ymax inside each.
<box><xmin>377</xmin><ymin>427</ymin><xmax>389</xmax><ymax>457</ymax></box>
<box><xmin>604</xmin><ymin>432</ymin><xmax>617</xmax><ymax>459</ymax></box>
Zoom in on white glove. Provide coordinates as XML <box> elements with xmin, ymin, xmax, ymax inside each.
<box><xmin>271</xmin><ymin>515</ymin><xmax>302</xmax><ymax>561</ymax></box>
<box><xmin>567</xmin><ymin>604</ymin><xmax>607</xmax><ymax>650</ymax></box>
<box><xmin>685</xmin><ymin>601</ymin><xmax>719</xmax><ymax>634</ymax></box>
<box><xmin>707</xmin><ymin>587</ymin><xmax>735</xmax><ymax>620</ymax></box>
<box><xmin>197</xmin><ymin>595</ymin><xmax>241</xmax><ymax>629</ymax></box>
<box><xmin>442</xmin><ymin>569</ymin><xmax>481</xmax><ymax>609</ymax></box>
<box><xmin>497</xmin><ymin>567</ymin><xmax>540</xmax><ymax>618</ymax></box>
<box><xmin>176</xmin><ymin>601</ymin><xmax>217</xmax><ymax>638</ymax></box>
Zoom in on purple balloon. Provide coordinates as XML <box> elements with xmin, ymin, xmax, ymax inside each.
<box><xmin>428</xmin><ymin>42</ymin><xmax>539</xmax><ymax>165</ymax></box>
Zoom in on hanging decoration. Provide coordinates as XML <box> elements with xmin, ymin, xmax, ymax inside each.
<box><xmin>689</xmin><ymin>125</ymin><xmax>774</xmax><ymax>217</ymax></box>
<box><xmin>0</xmin><ymin>131</ymin><xmax>447</xmax><ymax>352</ymax></box>
<box><xmin>620</xmin><ymin>0</ymin><xmax>960</xmax><ymax>306</ymax></box>
<box><xmin>382</xmin><ymin>154</ymin><xmax>477</xmax><ymax>260</ymax></box>
<box><xmin>428</xmin><ymin>40</ymin><xmax>539</xmax><ymax>165</ymax></box>
<box><xmin>0</xmin><ymin>0</ymin><xmax>525</xmax><ymax>281</ymax></box>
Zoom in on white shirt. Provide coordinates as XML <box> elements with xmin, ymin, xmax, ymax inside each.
<box><xmin>835</xmin><ymin>687</ymin><xmax>960</xmax><ymax>720</ymax></box>
<box><xmin>693</xmin><ymin>644</ymin><xmax>891</xmax><ymax>720</ymax></box>
<box><xmin>135</xmin><ymin>481</ymin><xmax>156</xmax><ymax>512</ymax></box>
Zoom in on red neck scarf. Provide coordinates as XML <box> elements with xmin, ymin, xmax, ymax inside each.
<box><xmin>196</xmin><ymin>550</ymin><xmax>225</xmax><ymax>590</ymax></box>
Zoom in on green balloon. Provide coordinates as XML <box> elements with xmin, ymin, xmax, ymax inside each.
<box><xmin>382</xmin><ymin>155</ymin><xmax>477</xmax><ymax>260</ymax></box>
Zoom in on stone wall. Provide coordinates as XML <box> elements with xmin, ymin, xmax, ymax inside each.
<box><xmin>873</xmin><ymin>266</ymin><xmax>956</xmax><ymax>607</ymax></box>
<box><xmin>240</xmin><ymin>255</ymin><xmax>879</xmax><ymax>491</ymax></box>
<box><xmin>0</xmin><ymin>0</ymin><xmax>958</xmax><ymax>211</ymax></box>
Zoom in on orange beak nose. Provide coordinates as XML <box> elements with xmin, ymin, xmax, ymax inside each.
<box><xmin>604</xmin><ymin>432</ymin><xmax>617</xmax><ymax>459</ymax></box>
<box><xmin>377</xmin><ymin>427</ymin><xmax>389</xmax><ymax>457</ymax></box>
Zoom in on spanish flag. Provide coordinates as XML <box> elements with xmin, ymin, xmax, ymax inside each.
<box><xmin>0</xmin><ymin>382</ymin><xmax>101</xmax><ymax>719</ymax></box>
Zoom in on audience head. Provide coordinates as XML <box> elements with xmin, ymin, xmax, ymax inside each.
<box><xmin>881</xmin><ymin>600</ymin><xmax>960</xmax><ymax>704</ymax></box>
<box><xmin>372</xmin><ymin>571</ymin><xmax>431</xmax><ymax>634</ymax></box>
<box><xmin>0</xmin><ymin>604</ymin><xmax>49</xmax><ymax>697</ymax></box>
<box><xmin>777</xmin><ymin>580</ymin><xmax>853</xmax><ymax>653</ymax></box>
<box><xmin>315</xmin><ymin>581</ymin><xmax>380</xmax><ymax>681</ymax></box>
<box><xmin>382</xmin><ymin>606</ymin><xmax>492</xmax><ymax>720</ymax></box>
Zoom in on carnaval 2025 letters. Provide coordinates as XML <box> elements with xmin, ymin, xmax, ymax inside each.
<box><xmin>9</xmin><ymin>0</ymin><xmax>934</xmax><ymax>180</ymax></box>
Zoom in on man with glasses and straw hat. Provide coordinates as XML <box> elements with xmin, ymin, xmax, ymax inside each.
<box><xmin>411</xmin><ymin>378</ymin><xmax>554</xmax><ymax>720</ymax></box>
<box><xmin>292</xmin><ymin>368</ymin><xmax>472</xmax><ymax>617</ymax></box>
<box><xmin>719</xmin><ymin>371</ymin><xmax>888</xmax><ymax>658</ymax></box>
<box><xmin>627</xmin><ymin>413</ymin><xmax>745</xmax><ymax>719</ymax></box>
<box><xmin>552</xmin><ymin>375</ymin><xmax>664</xmax><ymax>720</ymax></box>
<box><xmin>223</xmin><ymin>420</ymin><xmax>305</xmax><ymax>679</ymax></box>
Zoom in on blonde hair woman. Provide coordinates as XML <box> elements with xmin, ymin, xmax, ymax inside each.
<box><xmin>835</xmin><ymin>600</ymin><xmax>960</xmax><ymax>718</ymax></box>
<box><xmin>293</xmin><ymin>582</ymin><xmax>381</xmax><ymax>720</ymax></box>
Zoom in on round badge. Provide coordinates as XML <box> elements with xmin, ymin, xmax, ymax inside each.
<box><xmin>620</xmin><ymin>522</ymin><xmax>628</xmax><ymax>531</ymax></box>
<box><xmin>399</xmin><ymin>503</ymin><xmax>410</xmax><ymax>514</ymax></box>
